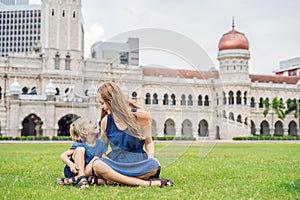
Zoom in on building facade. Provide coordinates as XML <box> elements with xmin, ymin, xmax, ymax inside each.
<box><xmin>0</xmin><ymin>0</ymin><xmax>299</xmax><ymax>139</ymax></box>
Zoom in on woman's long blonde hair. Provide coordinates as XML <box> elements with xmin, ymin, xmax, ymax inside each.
<box><xmin>97</xmin><ymin>82</ymin><xmax>146</xmax><ymax>140</ymax></box>
<box><xmin>69</xmin><ymin>117</ymin><xmax>88</xmax><ymax>142</ymax></box>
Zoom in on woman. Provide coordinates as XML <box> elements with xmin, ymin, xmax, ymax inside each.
<box><xmin>92</xmin><ymin>82</ymin><xmax>174</xmax><ymax>187</ymax></box>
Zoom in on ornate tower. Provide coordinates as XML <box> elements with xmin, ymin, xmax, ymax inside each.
<box><xmin>217</xmin><ymin>20</ymin><xmax>250</xmax><ymax>82</ymax></box>
<box><xmin>41</xmin><ymin>0</ymin><xmax>84</xmax><ymax>72</ymax></box>
<box><xmin>215</xmin><ymin>20</ymin><xmax>252</xmax><ymax>138</ymax></box>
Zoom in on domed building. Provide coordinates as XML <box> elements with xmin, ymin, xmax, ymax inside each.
<box><xmin>0</xmin><ymin>1</ymin><xmax>299</xmax><ymax>139</ymax></box>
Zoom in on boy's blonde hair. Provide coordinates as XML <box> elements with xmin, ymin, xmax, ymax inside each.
<box><xmin>69</xmin><ymin>117</ymin><xmax>88</xmax><ymax>142</ymax></box>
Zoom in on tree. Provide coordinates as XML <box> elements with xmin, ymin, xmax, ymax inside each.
<box><xmin>262</xmin><ymin>97</ymin><xmax>286</xmax><ymax>120</ymax></box>
<box><xmin>285</xmin><ymin>98</ymin><xmax>300</xmax><ymax>137</ymax></box>
<box><xmin>262</xmin><ymin>97</ymin><xmax>286</xmax><ymax>135</ymax></box>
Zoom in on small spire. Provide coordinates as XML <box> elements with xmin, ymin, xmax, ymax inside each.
<box><xmin>232</xmin><ymin>17</ymin><xmax>235</xmax><ymax>30</ymax></box>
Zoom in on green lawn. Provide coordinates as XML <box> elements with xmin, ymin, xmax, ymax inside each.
<box><xmin>0</xmin><ymin>142</ymin><xmax>299</xmax><ymax>199</ymax></box>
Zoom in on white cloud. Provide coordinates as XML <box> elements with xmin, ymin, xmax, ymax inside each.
<box><xmin>84</xmin><ymin>23</ymin><xmax>105</xmax><ymax>57</ymax></box>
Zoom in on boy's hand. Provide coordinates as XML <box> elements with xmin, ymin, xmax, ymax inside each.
<box><xmin>102</xmin><ymin>154</ymin><xmax>109</xmax><ymax>159</ymax></box>
<box><xmin>70</xmin><ymin>163</ymin><xmax>79</xmax><ymax>174</ymax></box>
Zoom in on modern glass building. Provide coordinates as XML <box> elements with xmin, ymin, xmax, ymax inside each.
<box><xmin>0</xmin><ymin>0</ymin><xmax>29</xmax><ymax>5</ymax></box>
<box><xmin>0</xmin><ymin>2</ymin><xmax>41</xmax><ymax>57</ymax></box>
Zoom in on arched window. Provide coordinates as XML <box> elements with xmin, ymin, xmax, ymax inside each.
<box><xmin>229</xmin><ymin>112</ymin><xmax>234</xmax><ymax>121</ymax></box>
<box><xmin>216</xmin><ymin>93</ymin><xmax>219</xmax><ymax>105</ymax></box>
<box><xmin>152</xmin><ymin>93</ymin><xmax>158</xmax><ymax>104</ymax></box>
<box><xmin>65</xmin><ymin>54</ymin><xmax>71</xmax><ymax>70</ymax></box>
<box><xmin>229</xmin><ymin>91</ymin><xmax>234</xmax><ymax>105</ymax></box>
<box><xmin>237</xmin><ymin>115</ymin><xmax>242</xmax><ymax>123</ymax></box>
<box><xmin>62</xmin><ymin>10</ymin><xmax>65</xmax><ymax>17</ymax></box>
<box><xmin>0</xmin><ymin>87</ymin><xmax>2</xmax><ymax>100</ymax></box>
<box><xmin>51</xmin><ymin>9</ymin><xmax>55</xmax><ymax>16</ymax></box>
<box><xmin>145</xmin><ymin>93</ymin><xmax>151</xmax><ymax>104</ymax></box>
<box><xmin>73</xmin><ymin>11</ymin><xmax>76</xmax><ymax>18</ymax></box>
<box><xmin>22</xmin><ymin>87</ymin><xmax>29</xmax><ymax>94</ymax></box>
<box><xmin>204</xmin><ymin>95</ymin><xmax>209</xmax><ymax>106</ymax></box>
<box><xmin>223</xmin><ymin>92</ymin><xmax>226</xmax><ymax>105</ymax></box>
<box><xmin>265</xmin><ymin>98</ymin><xmax>269</xmax><ymax>108</ymax></box>
<box><xmin>181</xmin><ymin>95</ymin><xmax>186</xmax><ymax>106</ymax></box>
<box><xmin>250</xmin><ymin>97</ymin><xmax>255</xmax><ymax>108</ymax></box>
<box><xmin>244</xmin><ymin>91</ymin><xmax>247</xmax><ymax>105</ymax></box>
<box><xmin>171</xmin><ymin>94</ymin><xmax>176</xmax><ymax>105</ymax></box>
<box><xmin>55</xmin><ymin>88</ymin><xmax>60</xmax><ymax>95</ymax></box>
<box><xmin>55</xmin><ymin>53</ymin><xmax>60</xmax><ymax>69</ymax></box>
<box><xmin>223</xmin><ymin>110</ymin><xmax>227</xmax><ymax>119</ymax></box>
<box><xmin>244</xmin><ymin>117</ymin><xmax>248</xmax><ymax>126</ymax></box>
<box><xmin>29</xmin><ymin>86</ymin><xmax>37</xmax><ymax>95</ymax></box>
<box><xmin>259</xmin><ymin>97</ymin><xmax>263</xmax><ymax>108</ymax></box>
<box><xmin>163</xmin><ymin>94</ymin><xmax>169</xmax><ymax>105</ymax></box>
<box><xmin>236</xmin><ymin>91</ymin><xmax>241</xmax><ymax>105</ymax></box>
<box><xmin>188</xmin><ymin>95</ymin><xmax>193</xmax><ymax>106</ymax></box>
<box><xmin>132</xmin><ymin>91</ymin><xmax>137</xmax><ymax>99</ymax></box>
<box><xmin>198</xmin><ymin>95</ymin><xmax>203</xmax><ymax>106</ymax></box>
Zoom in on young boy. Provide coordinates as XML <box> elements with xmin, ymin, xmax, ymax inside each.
<box><xmin>56</xmin><ymin>116</ymin><xmax>107</xmax><ymax>188</ymax></box>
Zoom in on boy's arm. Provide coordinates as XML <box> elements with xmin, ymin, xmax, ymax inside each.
<box><xmin>60</xmin><ymin>149</ymin><xmax>79</xmax><ymax>174</ymax></box>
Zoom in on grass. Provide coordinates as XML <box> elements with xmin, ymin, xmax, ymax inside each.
<box><xmin>0</xmin><ymin>142</ymin><xmax>300</xmax><ymax>199</ymax></box>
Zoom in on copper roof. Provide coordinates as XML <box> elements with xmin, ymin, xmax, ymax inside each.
<box><xmin>218</xmin><ymin>29</ymin><xmax>249</xmax><ymax>51</ymax></box>
<box><xmin>143</xmin><ymin>67</ymin><xmax>300</xmax><ymax>85</ymax></box>
<box><xmin>250</xmin><ymin>74</ymin><xmax>300</xmax><ymax>84</ymax></box>
<box><xmin>143</xmin><ymin>67</ymin><xmax>219</xmax><ymax>80</ymax></box>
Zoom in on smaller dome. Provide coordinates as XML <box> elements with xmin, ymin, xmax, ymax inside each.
<box><xmin>45</xmin><ymin>80</ymin><xmax>56</xmax><ymax>95</ymax></box>
<box><xmin>218</xmin><ymin>25</ymin><xmax>249</xmax><ymax>51</ymax></box>
<box><xmin>87</xmin><ymin>82</ymin><xmax>97</xmax><ymax>97</ymax></box>
<box><xmin>9</xmin><ymin>78</ymin><xmax>21</xmax><ymax>95</ymax></box>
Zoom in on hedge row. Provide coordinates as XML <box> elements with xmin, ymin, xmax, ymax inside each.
<box><xmin>232</xmin><ymin>135</ymin><xmax>299</xmax><ymax>140</ymax></box>
<box><xmin>0</xmin><ymin>136</ymin><xmax>71</xmax><ymax>141</ymax></box>
<box><xmin>0</xmin><ymin>135</ymin><xmax>195</xmax><ymax>141</ymax></box>
<box><xmin>152</xmin><ymin>136</ymin><xmax>195</xmax><ymax>141</ymax></box>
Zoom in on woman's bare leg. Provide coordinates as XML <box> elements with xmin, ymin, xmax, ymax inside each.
<box><xmin>92</xmin><ymin>159</ymin><xmax>165</xmax><ymax>187</ymax></box>
<box><xmin>137</xmin><ymin>168</ymin><xmax>159</xmax><ymax>179</ymax></box>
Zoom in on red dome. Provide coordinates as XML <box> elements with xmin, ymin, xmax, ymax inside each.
<box><xmin>218</xmin><ymin>28</ymin><xmax>249</xmax><ymax>51</ymax></box>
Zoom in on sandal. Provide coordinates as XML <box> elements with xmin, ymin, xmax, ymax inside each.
<box><xmin>160</xmin><ymin>178</ymin><xmax>174</xmax><ymax>187</ymax></box>
<box><xmin>57</xmin><ymin>176</ymin><xmax>76</xmax><ymax>186</ymax></box>
<box><xmin>149</xmin><ymin>178</ymin><xmax>174</xmax><ymax>187</ymax></box>
<box><xmin>87</xmin><ymin>176</ymin><xmax>107</xmax><ymax>186</ymax></box>
<box><xmin>77</xmin><ymin>175</ymin><xmax>89</xmax><ymax>189</ymax></box>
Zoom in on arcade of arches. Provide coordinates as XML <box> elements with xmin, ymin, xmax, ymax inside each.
<box><xmin>21</xmin><ymin>114</ymin><xmax>80</xmax><ymax>137</ymax></box>
<box><xmin>19</xmin><ymin>114</ymin><xmax>298</xmax><ymax>137</ymax></box>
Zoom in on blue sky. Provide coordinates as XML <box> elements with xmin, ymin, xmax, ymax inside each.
<box><xmin>29</xmin><ymin>0</ymin><xmax>300</xmax><ymax>75</ymax></box>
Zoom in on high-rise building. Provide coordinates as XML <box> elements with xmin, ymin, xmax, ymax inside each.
<box><xmin>91</xmin><ymin>37</ymin><xmax>139</xmax><ymax>66</ymax></box>
<box><xmin>274</xmin><ymin>57</ymin><xmax>300</xmax><ymax>76</ymax></box>
<box><xmin>0</xmin><ymin>3</ymin><xmax>41</xmax><ymax>57</ymax></box>
<box><xmin>0</xmin><ymin>0</ymin><xmax>29</xmax><ymax>5</ymax></box>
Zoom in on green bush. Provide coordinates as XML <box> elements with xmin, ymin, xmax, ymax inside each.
<box><xmin>12</xmin><ymin>136</ymin><xmax>50</xmax><ymax>141</ymax></box>
<box><xmin>233</xmin><ymin>135</ymin><xmax>298</xmax><ymax>141</ymax></box>
<box><xmin>152</xmin><ymin>136</ymin><xmax>194</xmax><ymax>141</ymax></box>
<box><xmin>51</xmin><ymin>136</ymin><xmax>72</xmax><ymax>141</ymax></box>
<box><xmin>0</xmin><ymin>136</ymin><xmax>13</xmax><ymax>140</ymax></box>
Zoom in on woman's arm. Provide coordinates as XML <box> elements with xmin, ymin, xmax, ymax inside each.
<box><xmin>100</xmin><ymin>115</ymin><xmax>109</xmax><ymax>146</ymax></box>
<box><xmin>145</xmin><ymin>136</ymin><xmax>155</xmax><ymax>158</ymax></box>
